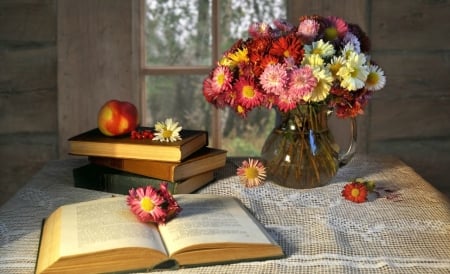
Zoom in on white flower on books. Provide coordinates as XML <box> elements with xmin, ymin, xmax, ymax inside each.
<box><xmin>153</xmin><ymin>118</ymin><xmax>182</xmax><ymax>142</ymax></box>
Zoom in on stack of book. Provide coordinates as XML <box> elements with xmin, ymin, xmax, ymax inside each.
<box><xmin>68</xmin><ymin>128</ymin><xmax>227</xmax><ymax>194</ymax></box>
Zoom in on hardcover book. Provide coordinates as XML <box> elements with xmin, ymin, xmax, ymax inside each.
<box><xmin>88</xmin><ymin>147</ymin><xmax>227</xmax><ymax>181</ymax></box>
<box><xmin>73</xmin><ymin>164</ymin><xmax>215</xmax><ymax>194</ymax></box>
<box><xmin>35</xmin><ymin>195</ymin><xmax>284</xmax><ymax>273</ymax></box>
<box><xmin>68</xmin><ymin>128</ymin><xmax>208</xmax><ymax>162</ymax></box>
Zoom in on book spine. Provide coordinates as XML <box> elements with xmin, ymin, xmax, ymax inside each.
<box><xmin>103</xmin><ymin>173</ymin><xmax>177</xmax><ymax>195</ymax></box>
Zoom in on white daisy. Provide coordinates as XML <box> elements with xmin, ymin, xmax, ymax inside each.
<box><xmin>365</xmin><ymin>64</ymin><xmax>386</xmax><ymax>91</ymax></box>
<box><xmin>152</xmin><ymin>118</ymin><xmax>182</xmax><ymax>142</ymax></box>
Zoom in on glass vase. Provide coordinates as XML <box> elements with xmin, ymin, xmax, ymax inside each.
<box><xmin>261</xmin><ymin>104</ymin><xmax>356</xmax><ymax>189</ymax></box>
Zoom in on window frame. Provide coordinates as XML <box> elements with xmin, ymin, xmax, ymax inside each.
<box><xmin>138</xmin><ymin>0</ymin><xmax>222</xmax><ymax>148</ymax></box>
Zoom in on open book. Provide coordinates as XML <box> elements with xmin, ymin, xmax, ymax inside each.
<box><xmin>35</xmin><ymin>195</ymin><xmax>284</xmax><ymax>273</ymax></box>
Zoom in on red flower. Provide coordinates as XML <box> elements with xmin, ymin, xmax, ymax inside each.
<box><xmin>269</xmin><ymin>33</ymin><xmax>303</xmax><ymax>61</ymax></box>
<box><xmin>342</xmin><ymin>182</ymin><xmax>368</xmax><ymax>203</ymax></box>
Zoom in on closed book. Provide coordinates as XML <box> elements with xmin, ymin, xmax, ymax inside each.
<box><xmin>88</xmin><ymin>147</ymin><xmax>227</xmax><ymax>182</ymax></box>
<box><xmin>68</xmin><ymin>127</ymin><xmax>208</xmax><ymax>162</ymax></box>
<box><xmin>73</xmin><ymin>164</ymin><xmax>215</xmax><ymax>194</ymax></box>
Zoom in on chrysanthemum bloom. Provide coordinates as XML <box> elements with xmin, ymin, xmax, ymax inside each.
<box><xmin>304</xmin><ymin>39</ymin><xmax>335</xmax><ymax>58</ymax></box>
<box><xmin>158</xmin><ymin>182</ymin><xmax>182</xmax><ymax>221</ymax></box>
<box><xmin>237</xmin><ymin>158</ymin><xmax>267</xmax><ymax>187</ymax></box>
<box><xmin>365</xmin><ymin>64</ymin><xmax>386</xmax><ymax>91</ymax></box>
<box><xmin>203</xmin><ymin>78</ymin><xmax>222</xmax><ymax>106</ymax></box>
<box><xmin>301</xmin><ymin>53</ymin><xmax>325</xmax><ymax>68</ymax></box>
<box><xmin>211</xmin><ymin>66</ymin><xmax>233</xmax><ymax>92</ymax></box>
<box><xmin>152</xmin><ymin>118</ymin><xmax>182</xmax><ymax>142</ymax></box>
<box><xmin>259</xmin><ymin>63</ymin><xmax>288</xmax><ymax>94</ymax></box>
<box><xmin>287</xmin><ymin>66</ymin><xmax>317</xmax><ymax>99</ymax></box>
<box><xmin>297</xmin><ymin>19</ymin><xmax>320</xmax><ymax>42</ymax></box>
<box><xmin>276</xmin><ymin>92</ymin><xmax>298</xmax><ymax>112</ymax></box>
<box><xmin>127</xmin><ymin>186</ymin><xmax>167</xmax><ymax>223</ymax></box>
<box><xmin>342</xmin><ymin>33</ymin><xmax>361</xmax><ymax>53</ymax></box>
<box><xmin>342</xmin><ymin>182</ymin><xmax>368</xmax><ymax>203</ymax></box>
<box><xmin>303</xmin><ymin>67</ymin><xmax>333</xmax><ymax>102</ymax></box>
<box><xmin>328</xmin><ymin>56</ymin><xmax>346</xmax><ymax>78</ymax></box>
<box><xmin>337</xmin><ymin>52</ymin><xmax>369</xmax><ymax>91</ymax></box>
<box><xmin>324</xmin><ymin>16</ymin><xmax>348</xmax><ymax>41</ymax></box>
<box><xmin>269</xmin><ymin>34</ymin><xmax>303</xmax><ymax>61</ymax></box>
<box><xmin>233</xmin><ymin>77</ymin><xmax>264</xmax><ymax>109</ymax></box>
<box><xmin>227</xmin><ymin>47</ymin><xmax>249</xmax><ymax>68</ymax></box>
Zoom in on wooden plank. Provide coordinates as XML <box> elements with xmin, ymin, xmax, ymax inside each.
<box><xmin>57</xmin><ymin>0</ymin><xmax>139</xmax><ymax>158</ymax></box>
<box><xmin>0</xmin><ymin>0</ymin><xmax>56</xmax><ymax>43</ymax></box>
<box><xmin>0</xmin><ymin>88</ymin><xmax>56</xmax><ymax>133</ymax></box>
<box><xmin>372</xmin><ymin>0</ymin><xmax>450</xmax><ymax>50</ymax></box>
<box><xmin>371</xmin><ymin>52</ymin><xmax>450</xmax><ymax>98</ymax></box>
<box><xmin>0</xmin><ymin>46</ymin><xmax>56</xmax><ymax>92</ymax></box>
<box><xmin>287</xmin><ymin>0</ymin><xmax>369</xmax><ymax>31</ymax></box>
<box><xmin>370</xmin><ymin>97</ymin><xmax>450</xmax><ymax>141</ymax></box>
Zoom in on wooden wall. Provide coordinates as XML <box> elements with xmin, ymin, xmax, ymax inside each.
<box><xmin>1</xmin><ymin>0</ymin><xmax>449</xmax><ymax>206</ymax></box>
<box><xmin>0</xmin><ymin>0</ymin><xmax>57</xmax><ymax>205</ymax></box>
<box><xmin>57</xmin><ymin>0</ymin><xmax>141</xmax><ymax>158</ymax></box>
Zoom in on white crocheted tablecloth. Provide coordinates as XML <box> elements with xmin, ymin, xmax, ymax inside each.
<box><xmin>1</xmin><ymin>155</ymin><xmax>450</xmax><ymax>274</ymax></box>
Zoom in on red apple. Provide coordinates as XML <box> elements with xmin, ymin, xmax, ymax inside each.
<box><xmin>97</xmin><ymin>99</ymin><xmax>139</xmax><ymax>136</ymax></box>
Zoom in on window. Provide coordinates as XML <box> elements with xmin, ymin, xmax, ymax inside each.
<box><xmin>141</xmin><ymin>0</ymin><xmax>286</xmax><ymax>156</ymax></box>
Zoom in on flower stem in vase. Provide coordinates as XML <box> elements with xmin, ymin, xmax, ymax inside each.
<box><xmin>261</xmin><ymin>104</ymin><xmax>339</xmax><ymax>188</ymax></box>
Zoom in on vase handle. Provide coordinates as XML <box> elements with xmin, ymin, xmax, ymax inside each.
<box><xmin>338</xmin><ymin>117</ymin><xmax>357</xmax><ymax>167</ymax></box>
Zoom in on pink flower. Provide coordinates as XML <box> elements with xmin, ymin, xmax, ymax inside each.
<box><xmin>324</xmin><ymin>16</ymin><xmax>348</xmax><ymax>41</ymax></box>
<box><xmin>234</xmin><ymin>77</ymin><xmax>264</xmax><ymax>109</ymax></box>
<box><xmin>202</xmin><ymin>78</ymin><xmax>219</xmax><ymax>104</ymax></box>
<box><xmin>237</xmin><ymin>158</ymin><xmax>267</xmax><ymax>187</ymax></box>
<box><xmin>211</xmin><ymin>66</ymin><xmax>233</xmax><ymax>92</ymax></box>
<box><xmin>127</xmin><ymin>183</ymin><xmax>181</xmax><ymax>224</ymax></box>
<box><xmin>259</xmin><ymin>63</ymin><xmax>288</xmax><ymax>95</ymax></box>
<box><xmin>287</xmin><ymin>66</ymin><xmax>317</xmax><ymax>99</ymax></box>
<box><xmin>297</xmin><ymin>19</ymin><xmax>320</xmax><ymax>42</ymax></box>
<box><xmin>276</xmin><ymin>92</ymin><xmax>298</xmax><ymax>112</ymax></box>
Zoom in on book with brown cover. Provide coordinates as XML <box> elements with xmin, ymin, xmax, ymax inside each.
<box><xmin>88</xmin><ymin>147</ymin><xmax>227</xmax><ymax>181</ymax></box>
<box><xmin>68</xmin><ymin>128</ymin><xmax>208</xmax><ymax>162</ymax></box>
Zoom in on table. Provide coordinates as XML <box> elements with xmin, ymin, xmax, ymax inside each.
<box><xmin>1</xmin><ymin>155</ymin><xmax>450</xmax><ymax>273</ymax></box>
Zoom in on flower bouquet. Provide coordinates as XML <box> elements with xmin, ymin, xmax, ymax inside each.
<box><xmin>202</xmin><ymin>15</ymin><xmax>386</xmax><ymax>188</ymax></box>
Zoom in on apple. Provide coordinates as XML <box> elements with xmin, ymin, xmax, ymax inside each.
<box><xmin>97</xmin><ymin>99</ymin><xmax>139</xmax><ymax>136</ymax></box>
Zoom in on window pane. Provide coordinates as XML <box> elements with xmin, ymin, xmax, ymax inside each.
<box><xmin>144</xmin><ymin>75</ymin><xmax>211</xmax><ymax>131</ymax></box>
<box><xmin>143</xmin><ymin>0</ymin><xmax>287</xmax><ymax>157</ymax></box>
<box><xmin>218</xmin><ymin>0</ymin><xmax>287</xmax><ymax>52</ymax></box>
<box><xmin>144</xmin><ymin>0</ymin><xmax>212</xmax><ymax>66</ymax></box>
<box><xmin>221</xmin><ymin>108</ymin><xmax>277</xmax><ymax>156</ymax></box>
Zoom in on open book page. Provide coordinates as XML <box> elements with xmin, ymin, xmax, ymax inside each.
<box><xmin>159</xmin><ymin>194</ymin><xmax>275</xmax><ymax>256</ymax></box>
<box><xmin>59</xmin><ymin>196</ymin><xmax>167</xmax><ymax>257</ymax></box>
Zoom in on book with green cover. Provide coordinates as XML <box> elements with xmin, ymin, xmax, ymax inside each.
<box><xmin>73</xmin><ymin>164</ymin><xmax>215</xmax><ymax>194</ymax></box>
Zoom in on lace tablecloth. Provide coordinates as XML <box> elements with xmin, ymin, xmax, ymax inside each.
<box><xmin>1</xmin><ymin>155</ymin><xmax>449</xmax><ymax>273</ymax></box>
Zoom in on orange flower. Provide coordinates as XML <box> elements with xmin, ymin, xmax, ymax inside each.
<box><xmin>342</xmin><ymin>181</ymin><xmax>368</xmax><ymax>203</ymax></box>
